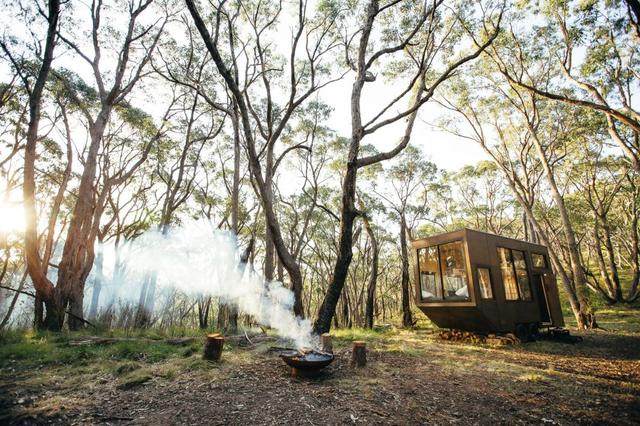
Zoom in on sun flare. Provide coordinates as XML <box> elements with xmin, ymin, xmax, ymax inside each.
<box><xmin>0</xmin><ymin>202</ymin><xmax>25</xmax><ymax>234</ymax></box>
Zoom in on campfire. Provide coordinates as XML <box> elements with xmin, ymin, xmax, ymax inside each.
<box><xmin>279</xmin><ymin>348</ymin><xmax>335</xmax><ymax>377</ymax></box>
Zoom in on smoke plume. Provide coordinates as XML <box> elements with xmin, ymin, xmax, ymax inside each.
<box><xmin>121</xmin><ymin>220</ymin><xmax>316</xmax><ymax>349</ymax></box>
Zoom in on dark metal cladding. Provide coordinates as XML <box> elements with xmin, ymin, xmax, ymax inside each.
<box><xmin>412</xmin><ymin>228</ymin><xmax>564</xmax><ymax>335</ymax></box>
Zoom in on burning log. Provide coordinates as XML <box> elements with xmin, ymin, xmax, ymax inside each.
<box><xmin>350</xmin><ymin>341</ymin><xmax>366</xmax><ymax>367</ymax></box>
<box><xmin>203</xmin><ymin>333</ymin><xmax>224</xmax><ymax>361</ymax></box>
<box><xmin>321</xmin><ymin>333</ymin><xmax>333</xmax><ymax>353</ymax></box>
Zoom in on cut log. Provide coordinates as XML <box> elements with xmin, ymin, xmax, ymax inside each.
<box><xmin>350</xmin><ymin>341</ymin><xmax>366</xmax><ymax>367</ymax></box>
<box><xmin>321</xmin><ymin>333</ymin><xmax>333</xmax><ymax>353</ymax></box>
<box><xmin>203</xmin><ymin>334</ymin><xmax>224</xmax><ymax>361</ymax></box>
<box><xmin>486</xmin><ymin>337</ymin><xmax>508</xmax><ymax>346</ymax></box>
<box><xmin>504</xmin><ymin>333</ymin><xmax>520</xmax><ymax>344</ymax></box>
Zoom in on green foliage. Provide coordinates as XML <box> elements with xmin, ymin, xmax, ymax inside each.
<box><xmin>0</xmin><ymin>331</ymin><xmax>201</xmax><ymax>370</ymax></box>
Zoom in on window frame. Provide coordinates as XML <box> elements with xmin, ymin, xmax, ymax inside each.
<box><xmin>417</xmin><ymin>240</ymin><xmax>471</xmax><ymax>303</ymax></box>
<box><xmin>497</xmin><ymin>246</ymin><xmax>519</xmax><ymax>301</ymax></box>
<box><xmin>476</xmin><ymin>266</ymin><xmax>494</xmax><ymax>300</ymax></box>
<box><xmin>497</xmin><ymin>246</ymin><xmax>533</xmax><ymax>302</ymax></box>
<box><xmin>417</xmin><ymin>245</ymin><xmax>443</xmax><ymax>301</ymax></box>
<box><xmin>531</xmin><ymin>252</ymin><xmax>548</xmax><ymax>269</ymax></box>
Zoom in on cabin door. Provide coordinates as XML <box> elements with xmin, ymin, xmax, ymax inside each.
<box><xmin>532</xmin><ymin>274</ymin><xmax>551</xmax><ymax>324</ymax></box>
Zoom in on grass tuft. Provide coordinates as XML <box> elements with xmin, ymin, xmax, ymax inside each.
<box><xmin>116</xmin><ymin>370</ymin><xmax>152</xmax><ymax>390</ymax></box>
<box><xmin>113</xmin><ymin>361</ymin><xmax>141</xmax><ymax>376</ymax></box>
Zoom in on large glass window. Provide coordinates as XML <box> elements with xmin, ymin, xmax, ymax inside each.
<box><xmin>440</xmin><ymin>241</ymin><xmax>469</xmax><ymax>300</ymax></box>
<box><xmin>417</xmin><ymin>241</ymin><xmax>469</xmax><ymax>302</ymax></box>
<box><xmin>512</xmin><ymin>250</ymin><xmax>532</xmax><ymax>301</ymax></box>
<box><xmin>418</xmin><ymin>246</ymin><xmax>442</xmax><ymax>300</ymax></box>
<box><xmin>497</xmin><ymin>247</ymin><xmax>532</xmax><ymax>301</ymax></box>
<box><xmin>498</xmin><ymin>247</ymin><xmax>519</xmax><ymax>300</ymax></box>
<box><xmin>477</xmin><ymin>267</ymin><xmax>493</xmax><ymax>299</ymax></box>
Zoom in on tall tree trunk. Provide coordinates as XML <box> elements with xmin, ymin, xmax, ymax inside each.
<box><xmin>277</xmin><ymin>256</ymin><xmax>284</xmax><ymax>283</ymax></box>
<box><xmin>600</xmin><ymin>218</ymin><xmax>623</xmax><ymax>302</ymax></box>
<box><xmin>313</xmin><ymin>157</ymin><xmax>359</xmax><ymax>333</ymax></box>
<box><xmin>135</xmin><ymin>273</ymin><xmax>150</xmax><ymax>327</ymax></box>
<box><xmin>263</xmin><ymin>148</ymin><xmax>275</xmax><ymax>282</ymax></box>
<box><xmin>627</xmin><ymin>189</ymin><xmax>640</xmax><ymax>301</ymax></box>
<box><xmin>185</xmin><ymin>0</ymin><xmax>306</xmax><ymax>320</ymax></box>
<box><xmin>110</xmin><ymin>244</ymin><xmax>125</xmax><ymax>306</ymax></box>
<box><xmin>22</xmin><ymin>0</ymin><xmax>61</xmax><ymax>330</ymax></box>
<box><xmin>144</xmin><ymin>272</ymin><xmax>158</xmax><ymax>318</ymax></box>
<box><xmin>483</xmin><ymin>146</ymin><xmax>588</xmax><ymax>328</ymax></box>
<box><xmin>264</xmin><ymin>227</ymin><xmax>275</xmax><ymax>280</ymax></box>
<box><xmin>55</xmin><ymin>114</ymin><xmax>109</xmax><ymax>330</ymax></box>
<box><xmin>530</xmin><ymin>130</ymin><xmax>596</xmax><ymax>329</ymax></box>
<box><xmin>310</xmin><ymin>2</ymin><xmax>373</xmax><ymax>331</ymax></box>
<box><xmin>523</xmin><ymin>211</ymin><xmax>538</xmax><ymax>243</ymax></box>
<box><xmin>34</xmin><ymin>290</ymin><xmax>45</xmax><ymax>328</ymax></box>
<box><xmin>592</xmin><ymin>225</ymin><xmax>616</xmax><ymax>301</ymax></box>
<box><xmin>399</xmin><ymin>213</ymin><xmax>413</xmax><ymax>327</ymax></box>
<box><xmin>362</xmin><ymin>211</ymin><xmax>378</xmax><ymax>329</ymax></box>
<box><xmin>342</xmin><ymin>291</ymin><xmax>350</xmax><ymax>328</ymax></box>
<box><xmin>198</xmin><ymin>296</ymin><xmax>211</xmax><ymax>329</ymax></box>
<box><xmin>88</xmin><ymin>241</ymin><xmax>104</xmax><ymax>319</ymax></box>
<box><xmin>219</xmin><ymin>102</ymin><xmax>241</xmax><ymax>330</ymax></box>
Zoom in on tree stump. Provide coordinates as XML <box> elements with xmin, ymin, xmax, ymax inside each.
<box><xmin>203</xmin><ymin>333</ymin><xmax>224</xmax><ymax>361</ymax></box>
<box><xmin>350</xmin><ymin>341</ymin><xmax>366</xmax><ymax>367</ymax></box>
<box><xmin>321</xmin><ymin>333</ymin><xmax>333</xmax><ymax>353</ymax></box>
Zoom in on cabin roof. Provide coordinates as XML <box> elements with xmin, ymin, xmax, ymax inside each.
<box><xmin>411</xmin><ymin>227</ymin><xmax>548</xmax><ymax>250</ymax></box>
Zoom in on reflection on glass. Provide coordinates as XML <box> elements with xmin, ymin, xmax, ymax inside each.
<box><xmin>512</xmin><ymin>250</ymin><xmax>532</xmax><ymax>301</ymax></box>
<box><xmin>418</xmin><ymin>246</ymin><xmax>442</xmax><ymax>300</ymax></box>
<box><xmin>532</xmin><ymin>253</ymin><xmax>547</xmax><ymax>268</ymax></box>
<box><xmin>439</xmin><ymin>241</ymin><xmax>469</xmax><ymax>300</ymax></box>
<box><xmin>498</xmin><ymin>247</ymin><xmax>518</xmax><ymax>300</ymax></box>
<box><xmin>478</xmin><ymin>268</ymin><xmax>493</xmax><ymax>299</ymax></box>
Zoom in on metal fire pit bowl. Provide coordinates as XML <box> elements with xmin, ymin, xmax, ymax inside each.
<box><xmin>279</xmin><ymin>349</ymin><xmax>334</xmax><ymax>377</ymax></box>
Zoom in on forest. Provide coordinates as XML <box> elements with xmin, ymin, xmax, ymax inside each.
<box><xmin>0</xmin><ymin>0</ymin><xmax>639</xmax><ymax>424</ymax></box>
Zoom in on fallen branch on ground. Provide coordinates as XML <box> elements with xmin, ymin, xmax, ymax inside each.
<box><xmin>66</xmin><ymin>335</ymin><xmax>197</xmax><ymax>346</ymax></box>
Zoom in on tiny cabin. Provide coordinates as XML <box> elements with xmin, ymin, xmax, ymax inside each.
<box><xmin>411</xmin><ymin>229</ymin><xmax>564</xmax><ymax>337</ymax></box>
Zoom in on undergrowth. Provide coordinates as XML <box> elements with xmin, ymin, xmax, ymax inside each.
<box><xmin>0</xmin><ymin>330</ymin><xmax>202</xmax><ymax>370</ymax></box>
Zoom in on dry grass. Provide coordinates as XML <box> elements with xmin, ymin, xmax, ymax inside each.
<box><xmin>1</xmin><ymin>307</ymin><xmax>639</xmax><ymax>424</ymax></box>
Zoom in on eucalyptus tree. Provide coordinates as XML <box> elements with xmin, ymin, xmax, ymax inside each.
<box><xmin>0</xmin><ymin>0</ymin><xmax>63</xmax><ymax>329</ymax></box>
<box><xmin>134</xmin><ymin>87</ymin><xmax>223</xmax><ymax>327</ymax></box>
<box><xmin>619</xmin><ymin>171</ymin><xmax>640</xmax><ymax>302</ymax></box>
<box><xmin>373</xmin><ymin>146</ymin><xmax>435</xmax><ymax>327</ymax></box>
<box><xmin>271</xmin><ymin>101</ymin><xmax>336</xmax><ymax>311</ymax></box>
<box><xmin>87</xmin><ymin>170</ymin><xmax>156</xmax><ymax>320</ymax></box>
<box><xmin>484</xmin><ymin>17</ymin><xmax>609</xmax><ymax>326</ymax></box>
<box><xmin>449</xmin><ymin>162</ymin><xmax>521</xmax><ymax>236</ymax></box>
<box><xmin>313</xmin><ymin>0</ymin><xmax>504</xmax><ymax>333</ymax></box>
<box><xmin>357</xmin><ymin>192</ymin><xmax>384</xmax><ymax>329</ymax></box>
<box><xmin>0</xmin><ymin>0</ymin><xmax>170</xmax><ymax>330</ymax></box>
<box><xmin>185</xmin><ymin>0</ymin><xmax>344</xmax><ymax>317</ymax></box>
<box><xmin>439</xmin><ymin>66</ymin><xmax>599</xmax><ymax>328</ymax></box>
<box><xmin>570</xmin><ymin>146</ymin><xmax>640</xmax><ymax>303</ymax></box>
<box><xmin>152</xmin><ymin>14</ymin><xmax>254</xmax><ymax>329</ymax></box>
<box><xmin>499</xmin><ymin>0</ymin><xmax>640</xmax><ymax>171</ymax></box>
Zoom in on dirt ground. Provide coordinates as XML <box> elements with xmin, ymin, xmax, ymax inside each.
<box><xmin>1</xmin><ymin>326</ymin><xmax>639</xmax><ymax>425</ymax></box>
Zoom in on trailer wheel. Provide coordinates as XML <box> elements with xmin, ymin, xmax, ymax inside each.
<box><xmin>515</xmin><ymin>323</ymin><xmax>529</xmax><ymax>342</ymax></box>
